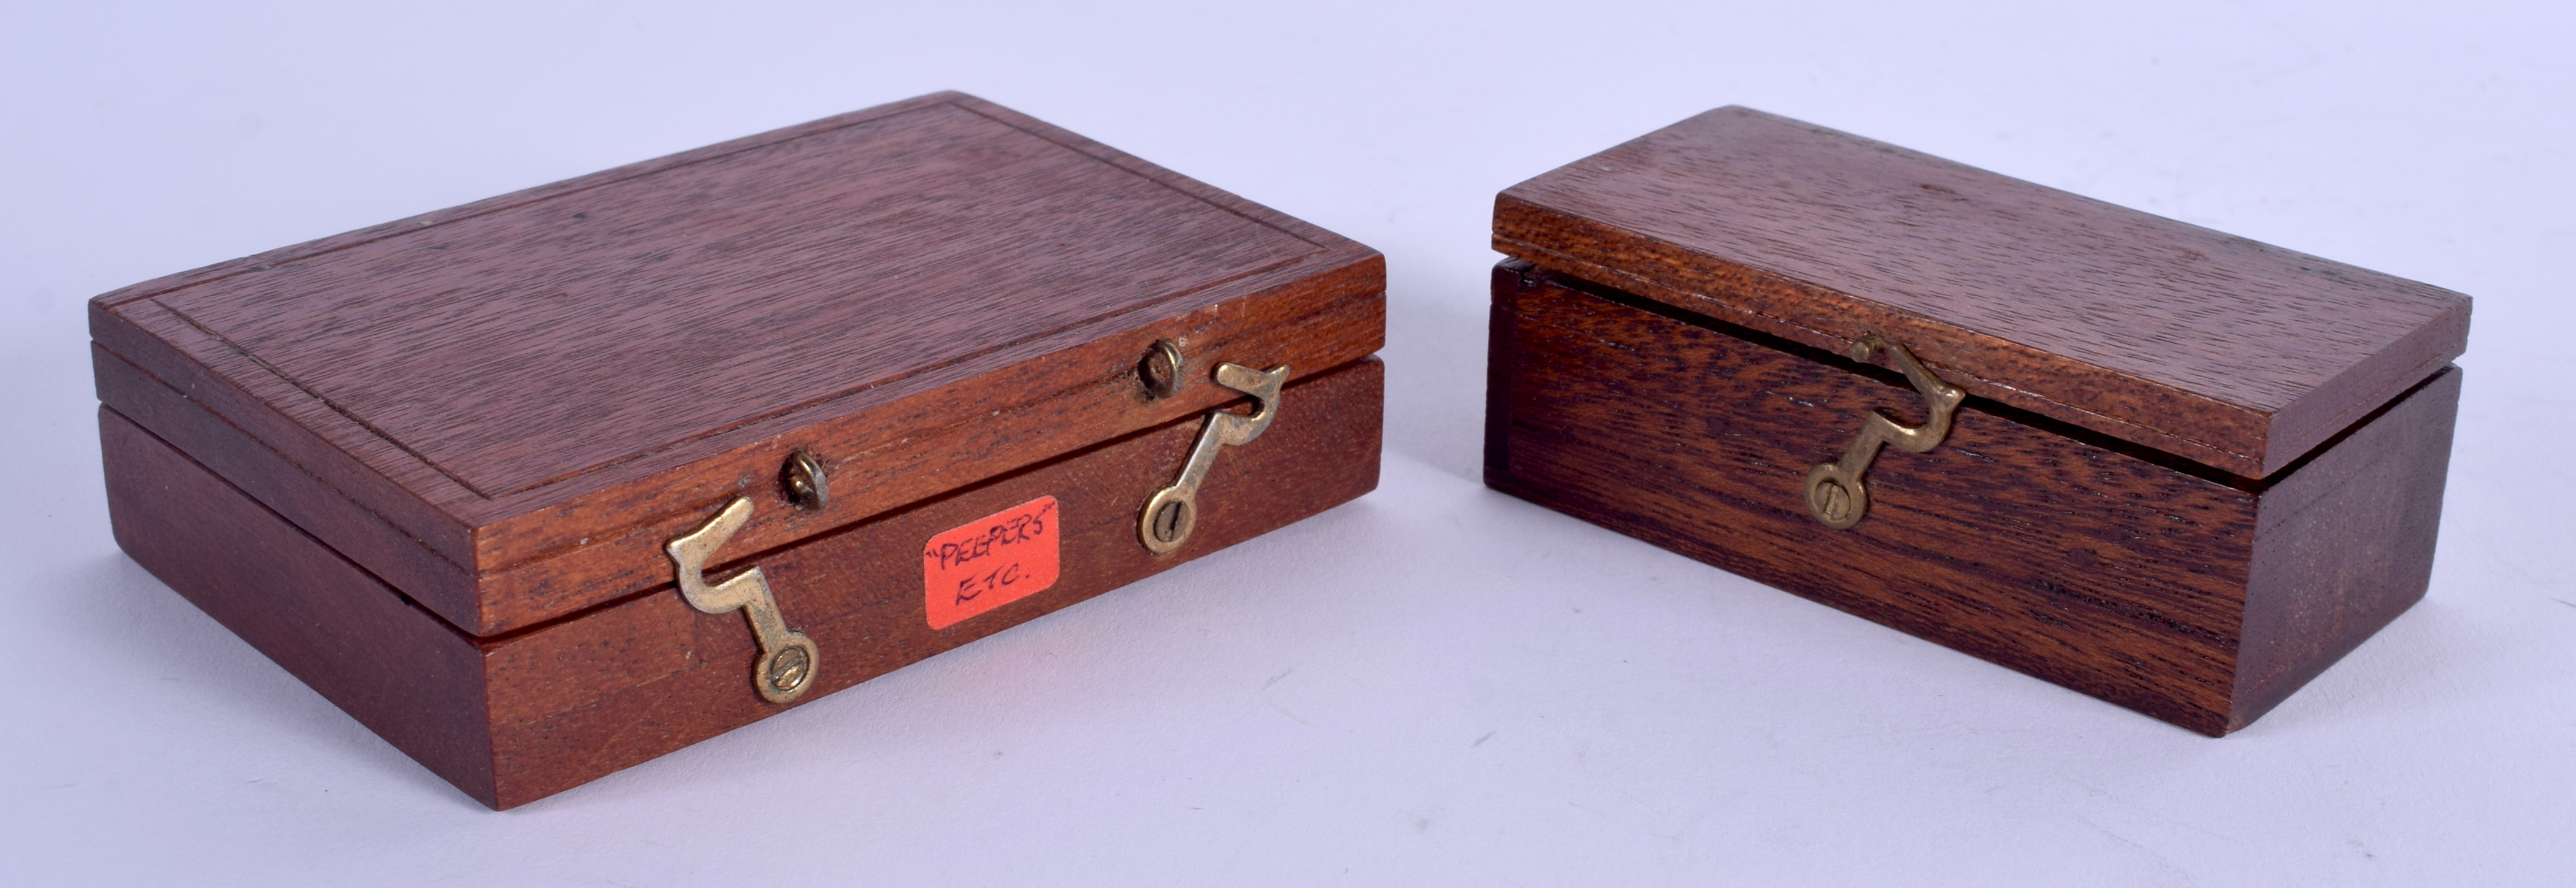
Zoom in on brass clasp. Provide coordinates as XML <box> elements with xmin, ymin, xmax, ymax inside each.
<box><xmin>1139</xmin><ymin>362</ymin><xmax>1288</xmax><ymax>554</ymax></box>
<box><xmin>1804</xmin><ymin>334</ymin><xmax>1964</xmax><ymax>530</ymax></box>
<box><xmin>667</xmin><ymin>497</ymin><xmax>818</xmax><ymax>703</ymax></box>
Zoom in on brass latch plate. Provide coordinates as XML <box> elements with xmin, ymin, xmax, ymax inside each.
<box><xmin>1139</xmin><ymin>362</ymin><xmax>1287</xmax><ymax>554</ymax></box>
<box><xmin>1804</xmin><ymin>335</ymin><xmax>1964</xmax><ymax>530</ymax></box>
<box><xmin>666</xmin><ymin>497</ymin><xmax>819</xmax><ymax>704</ymax></box>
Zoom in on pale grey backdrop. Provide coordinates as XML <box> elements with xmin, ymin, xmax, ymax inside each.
<box><xmin>3</xmin><ymin>2</ymin><xmax>2569</xmax><ymax>885</ymax></box>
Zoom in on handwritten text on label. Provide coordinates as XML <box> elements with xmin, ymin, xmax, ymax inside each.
<box><xmin>923</xmin><ymin>496</ymin><xmax>1061</xmax><ymax>629</ymax></box>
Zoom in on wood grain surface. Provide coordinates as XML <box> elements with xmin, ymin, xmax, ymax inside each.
<box><xmin>1484</xmin><ymin>264</ymin><xmax>2455</xmax><ymax>733</ymax></box>
<box><xmin>90</xmin><ymin>90</ymin><xmax>1384</xmax><ymax>634</ymax></box>
<box><xmin>102</xmin><ymin>408</ymin><xmax>496</xmax><ymax>797</ymax></box>
<box><xmin>104</xmin><ymin>358</ymin><xmax>1382</xmax><ymax>810</ymax></box>
<box><xmin>1495</xmin><ymin>106</ymin><xmax>2469</xmax><ymax>478</ymax></box>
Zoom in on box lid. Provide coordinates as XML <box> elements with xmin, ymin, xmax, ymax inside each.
<box><xmin>1494</xmin><ymin>106</ymin><xmax>2467</xmax><ymax>480</ymax></box>
<box><xmin>93</xmin><ymin>91</ymin><xmax>1382</xmax><ymax>635</ymax></box>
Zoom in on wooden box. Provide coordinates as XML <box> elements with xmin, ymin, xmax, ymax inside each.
<box><xmin>1484</xmin><ymin>107</ymin><xmax>2467</xmax><ymax>734</ymax></box>
<box><xmin>91</xmin><ymin>92</ymin><xmax>1384</xmax><ymax>808</ymax></box>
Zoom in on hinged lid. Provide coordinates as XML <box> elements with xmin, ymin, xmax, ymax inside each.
<box><xmin>93</xmin><ymin>91</ymin><xmax>1383</xmax><ymax>635</ymax></box>
<box><xmin>1495</xmin><ymin>105</ymin><xmax>2468</xmax><ymax>480</ymax></box>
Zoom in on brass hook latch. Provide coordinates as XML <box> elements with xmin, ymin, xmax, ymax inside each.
<box><xmin>1804</xmin><ymin>335</ymin><xmax>1965</xmax><ymax>530</ymax></box>
<box><xmin>667</xmin><ymin>497</ymin><xmax>819</xmax><ymax>704</ymax></box>
<box><xmin>1139</xmin><ymin>362</ymin><xmax>1289</xmax><ymax>554</ymax></box>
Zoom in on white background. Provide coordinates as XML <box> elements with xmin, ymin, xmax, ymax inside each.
<box><xmin>4</xmin><ymin>2</ymin><xmax>2570</xmax><ymax>885</ymax></box>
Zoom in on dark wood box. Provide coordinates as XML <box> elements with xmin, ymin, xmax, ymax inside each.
<box><xmin>91</xmin><ymin>91</ymin><xmax>1385</xmax><ymax>808</ymax></box>
<box><xmin>1484</xmin><ymin>107</ymin><xmax>2467</xmax><ymax>734</ymax></box>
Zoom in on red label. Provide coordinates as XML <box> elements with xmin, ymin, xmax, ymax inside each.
<box><xmin>923</xmin><ymin>496</ymin><xmax>1062</xmax><ymax>630</ymax></box>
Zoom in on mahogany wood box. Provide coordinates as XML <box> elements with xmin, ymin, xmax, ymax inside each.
<box><xmin>92</xmin><ymin>91</ymin><xmax>1385</xmax><ymax>808</ymax></box>
<box><xmin>1485</xmin><ymin>107</ymin><xmax>2467</xmax><ymax>735</ymax></box>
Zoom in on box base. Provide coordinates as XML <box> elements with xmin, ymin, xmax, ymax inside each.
<box><xmin>105</xmin><ymin>358</ymin><xmax>1383</xmax><ymax>808</ymax></box>
<box><xmin>1485</xmin><ymin>262</ymin><xmax>2457</xmax><ymax>733</ymax></box>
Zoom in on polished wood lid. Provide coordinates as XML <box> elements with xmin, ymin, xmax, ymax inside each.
<box><xmin>1495</xmin><ymin>105</ymin><xmax>2467</xmax><ymax>478</ymax></box>
<box><xmin>93</xmin><ymin>91</ymin><xmax>1381</xmax><ymax>633</ymax></box>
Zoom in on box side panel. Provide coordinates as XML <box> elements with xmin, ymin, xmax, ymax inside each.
<box><xmin>481</xmin><ymin>358</ymin><xmax>1383</xmax><ymax>808</ymax></box>
<box><xmin>2233</xmin><ymin>367</ymin><xmax>2460</xmax><ymax>729</ymax></box>
<box><xmin>1485</xmin><ymin>261</ymin><xmax>1533</xmax><ymax>476</ymax></box>
<box><xmin>99</xmin><ymin>408</ymin><xmax>497</xmax><ymax>806</ymax></box>
<box><xmin>1485</xmin><ymin>267</ymin><xmax>2258</xmax><ymax>733</ymax></box>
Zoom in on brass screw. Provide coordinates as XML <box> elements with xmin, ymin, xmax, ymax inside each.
<box><xmin>1848</xmin><ymin>332</ymin><xmax>1884</xmax><ymax>362</ymax></box>
<box><xmin>781</xmin><ymin>450</ymin><xmax>829</xmax><ymax>510</ymax></box>
<box><xmin>1149</xmin><ymin>500</ymin><xmax>1191</xmax><ymax>545</ymax></box>
<box><xmin>1811</xmin><ymin>480</ymin><xmax>1853</xmax><ymax>526</ymax></box>
<box><xmin>767</xmin><ymin>646</ymin><xmax>813</xmax><ymax>695</ymax></box>
<box><xmin>1138</xmin><ymin>339</ymin><xmax>1184</xmax><ymax>400</ymax></box>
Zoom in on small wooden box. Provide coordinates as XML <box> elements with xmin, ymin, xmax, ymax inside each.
<box><xmin>1485</xmin><ymin>107</ymin><xmax>2466</xmax><ymax>734</ymax></box>
<box><xmin>92</xmin><ymin>92</ymin><xmax>1385</xmax><ymax>808</ymax></box>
